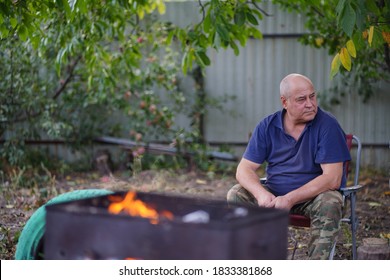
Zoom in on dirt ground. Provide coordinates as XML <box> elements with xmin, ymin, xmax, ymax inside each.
<box><xmin>1</xmin><ymin>168</ymin><xmax>389</xmax><ymax>260</ymax></box>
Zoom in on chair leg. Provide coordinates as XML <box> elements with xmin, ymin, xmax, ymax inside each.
<box><xmin>350</xmin><ymin>192</ymin><xmax>358</xmax><ymax>260</ymax></box>
<box><xmin>329</xmin><ymin>240</ymin><xmax>336</xmax><ymax>260</ymax></box>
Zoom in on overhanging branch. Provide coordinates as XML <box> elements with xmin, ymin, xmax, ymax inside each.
<box><xmin>53</xmin><ymin>55</ymin><xmax>82</xmax><ymax>99</ymax></box>
<box><xmin>249</xmin><ymin>0</ymin><xmax>272</xmax><ymax>17</ymax></box>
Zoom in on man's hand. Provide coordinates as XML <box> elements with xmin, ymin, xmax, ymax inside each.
<box><xmin>255</xmin><ymin>191</ymin><xmax>276</xmax><ymax>208</ymax></box>
<box><xmin>236</xmin><ymin>158</ymin><xmax>278</xmax><ymax>207</ymax></box>
<box><xmin>266</xmin><ymin>195</ymin><xmax>294</xmax><ymax>210</ymax></box>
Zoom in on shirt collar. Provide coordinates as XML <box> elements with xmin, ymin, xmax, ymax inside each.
<box><xmin>276</xmin><ymin>107</ymin><xmax>320</xmax><ymax>130</ymax></box>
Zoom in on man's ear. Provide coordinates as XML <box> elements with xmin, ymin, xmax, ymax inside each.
<box><xmin>281</xmin><ymin>96</ymin><xmax>288</xmax><ymax>109</ymax></box>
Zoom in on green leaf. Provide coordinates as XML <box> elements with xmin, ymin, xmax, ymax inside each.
<box><xmin>197</xmin><ymin>34</ymin><xmax>209</xmax><ymax>48</ymax></box>
<box><xmin>87</xmin><ymin>75</ymin><xmax>93</xmax><ymax>89</ymax></box>
<box><xmin>0</xmin><ymin>25</ymin><xmax>9</xmax><ymax>38</ymax></box>
<box><xmin>352</xmin><ymin>31</ymin><xmax>365</xmax><ymax>49</ymax></box>
<box><xmin>234</xmin><ymin>10</ymin><xmax>246</xmax><ymax>26</ymax></box>
<box><xmin>371</xmin><ymin>26</ymin><xmax>385</xmax><ymax>48</ymax></box>
<box><xmin>246</xmin><ymin>12</ymin><xmax>259</xmax><ymax>26</ymax></box>
<box><xmin>336</xmin><ymin>0</ymin><xmax>346</xmax><ymax>15</ymax></box>
<box><xmin>366</xmin><ymin>0</ymin><xmax>380</xmax><ymax>14</ymax></box>
<box><xmin>216</xmin><ymin>24</ymin><xmax>229</xmax><ymax>42</ymax></box>
<box><xmin>249</xmin><ymin>28</ymin><xmax>263</xmax><ymax>39</ymax></box>
<box><xmin>17</xmin><ymin>25</ymin><xmax>28</xmax><ymax>41</ymax></box>
<box><xmin>339</xmin><ymin>47</ymin><xmax>351</xmax><ymax>71</ymax></box>
<box><xmin>214</xmin><ymin>32</ymin><xmax>221</xmax><ymax>49</ymax></box>
<box><xmin>62</xmin><ymin>0</ymin><xmax>72</xmax><ymax>18</ymax></box>
<box><xmin>235</xmin><ymin>31</ymin><xmax>247</xmax><ymax>46</ymax></box>
<box><xmin>230</xmin><ymin>40</ymin><xmax>239</xmax><ymax>56</ymax></box>
<box><xmin>251</xmin><ymin>9</ymin><xmax>263</xmax><ymax>21</ymax></box>
<box><xmin>330</xmin><ymin>53</ymin><xmax>341</xmax><ymax>78</ymax></box>
<box><xmin>355</xmin><ymin>2</ymin><xmax>366</xmax><ymax>31</ymax></box>
<box><xmin>181</xmin><ymin>50</ymin><xmax>189</xmax><ymax>75</ymax></box>
<box><xmin>188</xmin><ymin>30</ymin><xmax>197</xmax><ymax>41</ymax></box>
<box><xmin>55</xmin><ymin>48</ymin><xmax>68</xmax><ymax>76</ymax></box>
<box><xmin>77</xmin><ymin>0</ymin><xmax>88</xmax><ymax>14</ymax></box>
<box><xmin>346</xmin><ymin>40</ymin><xmax>356</xmax><ymax>58</ymax></box>
<box><xmin>195</xmin><ymin>51</ymin><xmax>211</xmax><ymax>67</ymax></box>
<box><xmin>30</xmin><ymin>35</ymin><xmax>40</xmax><ymax>49</ymax></box>
<box><xmin>177</xmin><ymin>29</ymin><xmax>186</xmax><ymax>45</ymax></box>
<box><xmin>340</xmin><ymin>3</ymin><xmax>356</xmax><ymax>37</ymax></box>
<box><xmin>186</xmin><ymin>49</ymin><xmax>194</xmax><ymax>73</ymax></box>
<box><xmin>10</xmin><ymin>18</ymin><xmax>18</xmax><ymax>28</ymax></box>
<box><xmin>166</xmin><ymin>30</ymin><xmax>174</xmax><ymax>45</ymax></box>
<box><xmin>203</xmin><ymin>14</ymin><xmax>211</xmax><ymax>33</ymax></box>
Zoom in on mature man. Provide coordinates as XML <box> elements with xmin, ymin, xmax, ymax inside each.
<box><xmin>227</xmin><ymin>73</ymin><xmax>351</xmax><ymax>259</ymax></box>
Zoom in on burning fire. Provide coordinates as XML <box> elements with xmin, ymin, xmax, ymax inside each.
<box><xmin>108</xmin><ymin>191</ymin><xmax>173</xmax><ymax>224</ymax></box>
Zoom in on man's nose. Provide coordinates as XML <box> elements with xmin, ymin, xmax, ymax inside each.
<box><xmin>304</xmin><ymin>98</ymin><xmax>314</xmax><ymax>107</ymax></box>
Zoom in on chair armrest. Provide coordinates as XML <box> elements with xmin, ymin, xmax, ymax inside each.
<box><xmin>340</xmin><ymin>185</ymin><xmax>363</xmax><ymax>196</ymax></box>
<box><xmin>340</xmin><ymin>184</ymin><xmax>364</xmax><ymax>192</ymax></box>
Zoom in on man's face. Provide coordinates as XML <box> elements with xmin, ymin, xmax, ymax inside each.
<box><xmin>281</xmin><ymin>78</ymin><xmax>318</xmax><ymax>124</ymax></box>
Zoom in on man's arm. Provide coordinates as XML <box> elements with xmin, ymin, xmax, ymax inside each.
<box><xmin>236</xmin><ymin>158</ymin><xmax>276</xmax><ymax>207</ymax></box>
<box><xmin>268</xmin><ymin>162</ymin><xmax>344</xmax><ymax>210</ymax></box>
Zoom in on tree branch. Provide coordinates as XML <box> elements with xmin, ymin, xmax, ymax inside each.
<box><xmin>249</xmin><ymin>0</ymin><xmax>272</xmax><ymax>17</ymax></box>
<box><xmin>197</xmin><ymin>0</ymin><xmax>206</xmax><ymax>25</ymax></box>
<box><xmin>53</xmin><ymin>55</ymin><xmax>82</xmax><ymax>99</ymax></box>
<box><xmin>9</xmin><ymin>55</ymin><xmax>82</xmax><ymax>124</ymax></box>
<box><xmin>310</xmin><ymin>6</ymin><xmax>325</xmax><ymax>18</ymax></box>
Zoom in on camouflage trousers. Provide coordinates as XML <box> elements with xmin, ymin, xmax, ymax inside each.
<box><xmin>227</xmin><ymin>184</ymin><xmax>342</xmax><ymax>260</ymax></box>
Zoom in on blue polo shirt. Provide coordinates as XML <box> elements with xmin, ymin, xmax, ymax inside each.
<box><xmin>243</xmin><ymin>107</ymin><xmax>351</xmax><ymax>196</ymax></box>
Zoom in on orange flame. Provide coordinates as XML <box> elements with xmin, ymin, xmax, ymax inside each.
<box><xmin>108</xmin><ymin>192</ymin><xmax>173</xmax><ymax>224</ymax></box>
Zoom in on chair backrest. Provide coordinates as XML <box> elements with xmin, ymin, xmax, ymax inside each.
<box><xmin>345</xmin><ymin>134</ymin><xmax>362</xmax><ymax>187</ymax></box>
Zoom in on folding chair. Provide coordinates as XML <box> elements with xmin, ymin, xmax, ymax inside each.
<box><xmin>261</xmin><ymin>134</ymin><xmax>363</xmax><ymax>259</ymax></box>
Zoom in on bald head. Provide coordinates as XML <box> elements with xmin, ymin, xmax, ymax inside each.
<box><xmin>280</xmin><ymin>73</ymin><xmax>314</xmax><ymax>98</ymax></box>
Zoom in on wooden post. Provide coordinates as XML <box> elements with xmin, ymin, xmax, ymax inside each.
<box><xmin>93</xmin><ymin>149</ymin><xmax>113</xmax><ymax>177</ymax></box>
<box><xmin>357</xmin><ymin>238</ymin><xmax>390</xmax><ymax>260</ymax></box>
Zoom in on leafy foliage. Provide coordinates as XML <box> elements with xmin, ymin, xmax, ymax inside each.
<box><xmin>0</xmin><ymin>0</ymin><xmax>388</xmax><ymax>171</ymax></box>
<box><xmin>176</xmin><ymin>0</ymin><xmax>264</xmax><ymax>73</ymax></box>
<box><xmin>274</xmin><ymin>0</ymin><xmax>390</xmax><ymax>101</ymax></box>
<box><xmin>1</xmin><ymin>1</ymin><xmax>241</xmax><ymax>171</ymax></box>
<box><xmin>0</xmin><ymin>0</ymin><xmax>266</xmax><ymax>75</ymax></box>
<box><xmin>1</xmin><ymin>2</ymin><xmax>174</xmax><ymax>167</ymax></box>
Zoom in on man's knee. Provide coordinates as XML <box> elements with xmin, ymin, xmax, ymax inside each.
<box><xmin>312</xmin><ymin>190</ymin><xmax>342</xmax><ymax>207</ymax></box>
<box><xmin>227</xmin><ymin>184</ymin><xmax>256</xmax><ymax>206</ymax></box>
<box><xmin>227</xmin><ymin>184</ymin><xmax>244</xmax><ymax>203</ymax></box>
<box><xmin>311</xmin><ymin>190</ymin><xmax>343</xmax><ymax>227</ymax></box>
